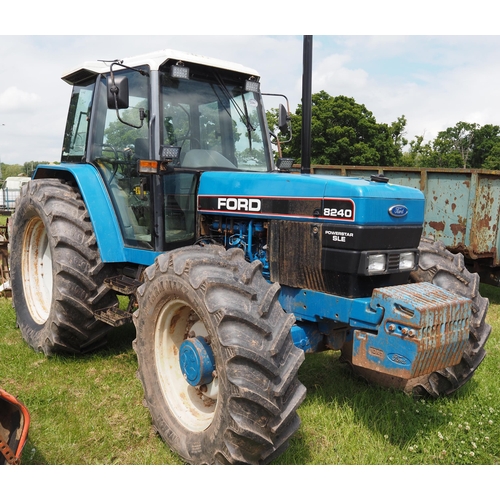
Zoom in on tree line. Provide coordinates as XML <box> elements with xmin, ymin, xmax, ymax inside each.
<box><xmin>270</xmin><ymin>90</ymin><xmax>500</xmax><ymax>169</ymax></box>
<box><xmin>0</xmin><ymin>161</ymin><xmax>55</xmax><ymax>179</ymax></box>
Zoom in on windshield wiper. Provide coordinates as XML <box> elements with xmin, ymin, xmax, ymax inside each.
<box><xmin>211</xmin><ymin>72</ymin><xmax>255</xmax><ymax>148</ymax></box>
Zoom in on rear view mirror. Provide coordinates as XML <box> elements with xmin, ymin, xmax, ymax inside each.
<box><xmin>278</xmin><ymin>103</ymin><xmax>290</xmax><ymax>134</ymax></box>
<box><xmin>106</xmin><ymin>73</ymin><xmax>144</xmax><ymax>130</ymax></box>
<box><xmin>107</xmin><ymin>75</ymin><xmax>129</xmax><ymax>110</ymax></box>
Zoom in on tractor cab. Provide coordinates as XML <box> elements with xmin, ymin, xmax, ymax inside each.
<box><xmin>60</xmin><ymin>50</ymin><xmax>276</xmax><ymax>253</ymax></box>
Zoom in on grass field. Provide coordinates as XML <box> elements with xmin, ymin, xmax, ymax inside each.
<box><xmin>1</xmin><ymin>279</ymin><xmax>499</xmax><ymax>465</ymax></box>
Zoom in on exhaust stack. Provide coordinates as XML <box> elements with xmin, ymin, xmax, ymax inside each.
<box><xmin>301</xmin><ymin>35</ymin><xmax>313</xmax><ymax>174</ymax></box>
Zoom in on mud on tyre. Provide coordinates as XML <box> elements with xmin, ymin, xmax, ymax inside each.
<box><xmin>133</xmin><ymin>245</ymin><xmax>306</xmax><ymax>464</ymax></box>
<box><xmin>10</xmin><ymin>178</ymin><xmax>118</xmax><ymax>355</ymax></box>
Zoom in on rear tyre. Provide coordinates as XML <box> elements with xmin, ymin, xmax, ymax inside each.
<box><xmin>133</xmin><ymin>245</ymin><xmax>306</xmax><ymax>464</ymax></box>
<box><xmin>405</xmin><ymin>238</ymin><xmax>491</xmax><ymax>397</ymax></box>
<box><xmin>10</xmin><ymin>179</ymin><xmax>118</xmax><ymax>355</ymax></box>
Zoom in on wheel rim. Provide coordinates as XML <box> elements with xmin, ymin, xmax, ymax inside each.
<box><xmin>22</xmin><ymin>217</ymin><xmax>53</xmax><ymax>324</ymax></box>
<box><xmin>155</xmin><ymin>299</ymin><xmax>219</xmax><ymax>432</ymax></box>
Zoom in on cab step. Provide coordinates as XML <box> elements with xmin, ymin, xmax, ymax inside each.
<box><xmin>103</xmin><ymin>275</ymin><xmax>143</xmax><ymax>295</ymax></box>
<box><xmin>94</xmin><ymin>305</ymin><xmax>133</xmax><ymax>327</ymax></box>
<box><xmin>93</xmin><ymin>274</ymin><xmax>143</xmax><ymax>327</ymax></box>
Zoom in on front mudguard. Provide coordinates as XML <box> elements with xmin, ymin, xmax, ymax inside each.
<box><xmin>0</xmin><ymin>388</ymin><xmax>30</xmax><ymax>465</ymax></box>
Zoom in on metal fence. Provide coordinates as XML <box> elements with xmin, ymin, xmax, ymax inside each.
<box><xmin>0</xmin><ymin>188</ymin><xmax>22</xmax><ymax>210</ymax></box>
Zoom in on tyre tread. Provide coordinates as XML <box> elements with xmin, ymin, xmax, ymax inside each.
<box><xmin>10</xmin><ymin>179</ymin><xmax>117</xmax><ymax>355</ymax></box>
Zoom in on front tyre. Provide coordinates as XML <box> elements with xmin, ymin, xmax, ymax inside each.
<box><xmin>133</xmin><ymin>245</ymin><xmax>306</xmax><ymax>464</ymax></box>
<box><xmin>10</xmin><ymin>179</ymin><xmax>118</xmax><ymax>355</ymax></box>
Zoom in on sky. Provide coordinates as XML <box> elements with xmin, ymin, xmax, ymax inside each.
<box><xmin>1</xmin><ymin>6</ymin><xmax>500</xmax><ymax>165</ymax></box>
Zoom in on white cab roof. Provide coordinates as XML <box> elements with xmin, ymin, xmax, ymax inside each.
<box><xmin>62</xmin><ymin>48</ymin><xmax>260</xmax><ymax>84</ymax></box>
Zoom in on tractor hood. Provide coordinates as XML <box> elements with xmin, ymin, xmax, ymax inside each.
<box><xmin>197</xmin><ymin>171</ymin><xmax>425</xmax><ymax>226</ymax></box>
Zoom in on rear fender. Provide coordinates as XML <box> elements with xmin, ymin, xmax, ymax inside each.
<box><xmin>33</xmin><ymin>164</ymin><xmax>159</xmax><ymax>266</ymax></box>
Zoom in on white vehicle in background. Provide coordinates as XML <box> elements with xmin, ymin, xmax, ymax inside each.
<box><xmin>0</xmin><ymin>176</ymin><xmax>30</xmax><ymax>211</ymax></box>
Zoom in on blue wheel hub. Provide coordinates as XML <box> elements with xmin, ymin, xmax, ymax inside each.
<box><xmin>179</xmin><ymin>337</ymin><xmax>216</xmax><ymax>387</ymax></box>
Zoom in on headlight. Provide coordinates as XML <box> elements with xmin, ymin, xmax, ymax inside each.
<box><xmin>399</xmin><ymin>252</ymin><xmax>416</xmax><ymax>270</ymax></box>
<box><xmin>367</xmin><ymin>254</ymin><xmax>386</xmax><ymax>274</ymax></box>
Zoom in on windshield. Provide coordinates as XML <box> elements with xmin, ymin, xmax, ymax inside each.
<box><xmin>160</xmin><ymin>67</ymin><xmax>272</xmax><ymax>171</ymax></box>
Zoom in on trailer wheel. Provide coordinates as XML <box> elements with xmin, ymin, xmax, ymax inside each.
<box><xmin>404</xmin><ymin>238</ymin><xmax>491</xmax><ymax>397</ymax></box>
<box><xmin>10</xmin><ymin>179</ymin><xmax>118</xmax><ymax>355</ymax></box>
<box><xmin>133</xmin><ymin>245</ymin><xmax>306</xmax><ymax>464</ymax></box>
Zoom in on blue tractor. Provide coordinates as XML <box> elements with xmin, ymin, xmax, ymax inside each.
<box><xmin>9</xmin><ymin>47</ymin><xmax>490</xmax><ymax>464</ymax></box>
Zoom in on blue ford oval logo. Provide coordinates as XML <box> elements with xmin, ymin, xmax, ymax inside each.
<box><xmin>389</xmin><ymin>353</ymin><xmax>411</xmax><ymax>366</ymax></box>
<box><xmin>389</xmin><ymin>205</ymin><xmax>408</xmax><ymax>218</ymax></box>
